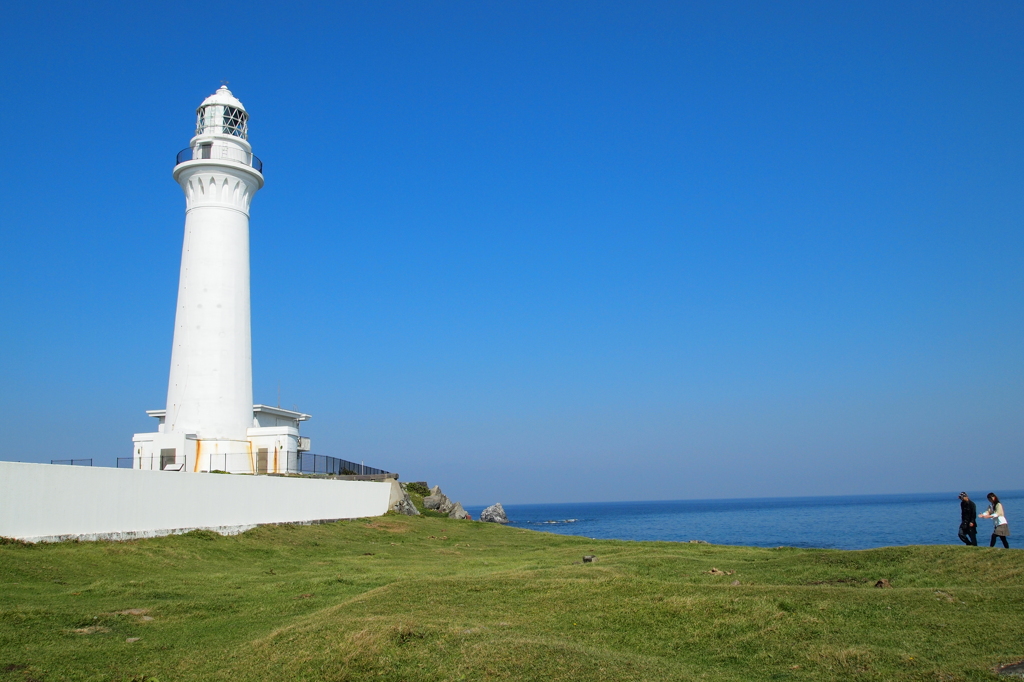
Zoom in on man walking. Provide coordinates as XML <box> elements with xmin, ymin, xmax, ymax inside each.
<box><xmin>958</xmin><ymin>492</ymin><xmax>977</xmax><ymax>546</ymax></box>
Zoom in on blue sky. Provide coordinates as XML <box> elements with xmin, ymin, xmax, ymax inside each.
<box><xmin>1</xmin><ymin>1</ymin><xmax>1022</xmax><ymax>504</ymax></box>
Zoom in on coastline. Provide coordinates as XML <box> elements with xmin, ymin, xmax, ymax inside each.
<box><xmin>467</xmin><ymin>489</ymin><xmax>1024</xmax><ymax>550</ymax></box>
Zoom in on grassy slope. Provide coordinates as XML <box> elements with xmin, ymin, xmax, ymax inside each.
<box><xmin>1</xmin><ymin>516</ymin><xmax>1022</xmax><ymax>681</ymax></box>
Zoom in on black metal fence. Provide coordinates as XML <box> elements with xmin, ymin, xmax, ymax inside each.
<box><xmin>50</xmin><ymin>459</ymin><xmax>92</xmax><ymax>466</ymax></box>
<box><xmin>297</xmin><ymin>454</ymin><xmax>392</xmax><ymax>476</ymax></box>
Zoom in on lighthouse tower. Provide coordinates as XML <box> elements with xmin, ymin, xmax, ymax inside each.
<box><xmin>133</xmin><ymin>87</ymin><xmax>310</xmax><ymax>474</ymax></box>
<box><xmin>164</xmin><ymin>85</ymin><xmax>262</xmax><ymax>468</ymax></box>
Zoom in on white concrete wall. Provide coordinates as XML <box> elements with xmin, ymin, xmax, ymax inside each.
<box><xmin>0</xmin><ymin>462</ymin><xmax>393</xmax><ymax>543</ymax></box>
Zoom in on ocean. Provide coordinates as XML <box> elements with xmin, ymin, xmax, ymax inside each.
<box><xmin>465</xmin><ymin>490</ymin><xmax>1023</xmax><ymax>550</ymax></box>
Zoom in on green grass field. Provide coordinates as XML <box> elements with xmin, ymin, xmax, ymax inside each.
<box><xmin>1</xmin><ymin>514</ymin><xmax>1022</xmax><ymax>681</ymax></box>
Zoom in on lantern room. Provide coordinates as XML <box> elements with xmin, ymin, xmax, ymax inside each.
<box><xmin>175</xmin><ymin>85</ymin><xmax>262</xmax><ymax>175</ymax></box>
<box><xmin>195</xmin><ymin>85</ymin><xmax>249</xmax><ymax>139</ymax></box>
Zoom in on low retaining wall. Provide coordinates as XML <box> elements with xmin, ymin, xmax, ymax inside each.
<box><xmin>0</xmin><ymin>461</ymin><xmax>394</xmax><ymax>543</ymax></box>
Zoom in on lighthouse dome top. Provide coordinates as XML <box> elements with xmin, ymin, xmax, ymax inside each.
<box><xmin>199</xmin><ymin>85</ymin><xmax>246</xmax><ymax>111</ymax></box>
<box><xmin>195</xmin><ymin>85</ymin><xmax>248</xmax><ymax>140</ymax></box>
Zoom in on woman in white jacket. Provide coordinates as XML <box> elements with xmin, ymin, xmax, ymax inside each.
<box><xmin>979</xmin><ymin>493</ymin><xmax>1010</xmax><ymax>548</ymax></box>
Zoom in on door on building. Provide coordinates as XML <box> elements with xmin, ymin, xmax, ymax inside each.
<box><xmin>257</xmin><ymin>448</ymin><xmax>268</xmax><ymax>474</ymax></box>
<box><xmin>160</xmin><ymin>448</ymin><xmax>176</xmax><ymax>470</ymax></box>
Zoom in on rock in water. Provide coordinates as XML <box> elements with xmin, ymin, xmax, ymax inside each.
<box><xmin>448</xmin><ymin>502</ymin><xmax>471</xmax><ymax>520</ymax></box>
<box><xmin>480</xmin><ymin>503</ymin><xmax>509</xmax><ymax>524</ymax></box>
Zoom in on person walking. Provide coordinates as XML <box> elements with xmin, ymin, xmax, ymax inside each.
<box><xmin>979</xmin><ymin>493</ymin><xmax>1010</xmax><ymax>548</ymax></box>
<box><xmin>958</xmin><ymin>492</ymin><xmax>977</xmax><ymax>546</ymax></box>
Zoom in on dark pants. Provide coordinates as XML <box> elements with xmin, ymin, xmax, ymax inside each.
<box><xmin>990</xmin><ymin>534</ymin><xmax>1009</xmax><ymax>548</ymax></box>
<box><xmin>958</xmin><ymin>522</ymin><xmax>977</xmax><ymax>546</ymax></box>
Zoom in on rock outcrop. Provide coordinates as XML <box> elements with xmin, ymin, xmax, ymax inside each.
<box><xmin>420</xmin><ymin>485</ymin><xmax>471</xmax><ymax>520</ymax></box>
<box><xmin>448</xmin><ymin>502</ymin><xmax>471</xmax><ymax>520</ymax></box>
<box><xmin>392</xmin><ymin>496</ymin><xmax>419</xmax><ymax>516</ymax></box>
<box><xmin>480</xmin><ymin>503</ymin><xmax>509</xmax><ymax>524</ymax></box>
<box><xmin>424</xmin><ymin>486</ymin><xmax>457</xmax><ymax>515</ymax></box>
<box><xmin>389</xmin><ymin>481</ymin><xmax>420</xmax><ymax>515</ymax></box>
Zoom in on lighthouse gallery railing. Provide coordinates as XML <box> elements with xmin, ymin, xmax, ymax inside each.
<box><xmin>176</xmin><ymin>147</ymin><xmax>263</xmax><ymax>173</ymax></box>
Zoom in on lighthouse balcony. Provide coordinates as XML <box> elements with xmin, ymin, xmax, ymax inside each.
<box><xmin>176</xmin><ymin>146</ymin><xmax>263</xmax><ymax>173</ymax></box>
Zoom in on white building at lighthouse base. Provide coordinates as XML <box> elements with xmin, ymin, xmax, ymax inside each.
<box><xmin>132</xmin><ymin>405</ymin><xmax>311</xmax><ymax>474</ymax></box>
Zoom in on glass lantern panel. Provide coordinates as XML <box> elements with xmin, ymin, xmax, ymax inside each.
<box><xmin>222</xmin><ymin>107</ymin><xmax>248</xmax><ymax>139</ymax></box>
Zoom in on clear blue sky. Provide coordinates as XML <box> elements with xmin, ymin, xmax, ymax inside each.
<box><xmin>1</xmin><ymin>2</ymin><xmax>1021</xmax><ymax>505</ymax></box>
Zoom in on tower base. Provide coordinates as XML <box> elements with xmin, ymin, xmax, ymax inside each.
<box><xmin>132</xmin><ymin>433</ymin><xmax>253</xmax><ymax>473</ymax></box>
<box><xmin>131</xmin><ymin>405</ymin><xmax>311</xmax><ymax>475</ymax></box>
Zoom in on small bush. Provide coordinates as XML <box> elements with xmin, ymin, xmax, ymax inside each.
<box><xmin>406</xmin><ymin>482</ymin><xmax>430</xmax><ymax>496</ymax></box>
<box><xmin>340</xmin><ymin>469</ymin><xmax>358</xmax><ymax>475</ymax></box>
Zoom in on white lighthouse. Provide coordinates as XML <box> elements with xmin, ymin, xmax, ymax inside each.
<box><xmin>133</xmin><ymin>87</ymin><xmax>311</xmax><ymax>474</ymax></box>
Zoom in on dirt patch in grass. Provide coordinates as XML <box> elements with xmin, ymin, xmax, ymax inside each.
<box><xmin>72</xmin><ymin>626</ymin><xmax>110</xmax><ymax>635</ymax></box>
<box><xmin>362</xmin><ymin>520</ymin><xmax>413</xmax><ymax>533</ymax></box>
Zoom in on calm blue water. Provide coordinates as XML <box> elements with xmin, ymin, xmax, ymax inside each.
<box><xmin>466</xmin><ymin>490</ymin><xmax>1023</xmax><ymax>550</ymax></box>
